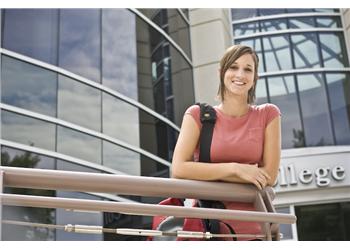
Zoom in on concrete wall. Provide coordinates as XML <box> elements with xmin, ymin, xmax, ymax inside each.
<box><xmin>189</xmin><ymin>8</ymin><xmax>232</xmax><ymax>105</ymax></box>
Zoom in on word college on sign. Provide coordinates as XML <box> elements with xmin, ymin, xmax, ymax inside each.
<box><xmin>275</xmin><ymin>164</ymin><xmax>346</xmax><ymax>187</ymax></box>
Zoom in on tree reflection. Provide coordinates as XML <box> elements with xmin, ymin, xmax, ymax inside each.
<box><xmin>292</xmin><ymin>128</ymin><xmax>305</xmax><ymax>148</ymax></box>
<box><xmin>1</xmin><ymin>148</ymin><xmax>55</xmax><ymax>240</ymax></box>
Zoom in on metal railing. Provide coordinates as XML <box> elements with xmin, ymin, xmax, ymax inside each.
<box><xmin>0</xmin><ymin>166</ymin><xmax>296</xmax><ymax>241</ymax></box>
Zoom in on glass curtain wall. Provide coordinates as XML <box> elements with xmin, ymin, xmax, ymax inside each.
<box><xmin>1</xmin><ymin>8</ymin><xmax>194</xmax><ymax>240</ymax></box>
<box><xmin>232</xmin><ymin>9</ymin><xmax>350</xmax><ymax>149</ymax></box>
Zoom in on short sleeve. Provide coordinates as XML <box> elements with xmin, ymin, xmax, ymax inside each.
<box><xmin>265</xmin><ymin>103</ymin><xmax>281</xmax><ymax>126</ymax></box>
<box><xmin>184</xmin><ymin>104</ymin><xmax>201</xmax><ymax>129</ymax></box>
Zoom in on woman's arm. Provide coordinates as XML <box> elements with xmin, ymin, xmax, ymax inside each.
<box><xmin>259</xmin><ymin>115</ymin><xmax>281</xmax><ymax>186</ymax></box>
<box><xmin>171</xmin><ymin>114</ymin><xmax>271</xmax><ymax>190</ymax></box>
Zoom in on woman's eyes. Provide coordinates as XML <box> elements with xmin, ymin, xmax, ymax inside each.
<box><xmin>229</xmin><ymin>66</ymin><xmax>252</xmax><ymax>72</ymax></box>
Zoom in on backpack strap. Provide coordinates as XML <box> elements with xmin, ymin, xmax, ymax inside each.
<box><xmin>196</xmin><ymin>103</ymin><xmax>216</xmax><ymax>163</ymax></box>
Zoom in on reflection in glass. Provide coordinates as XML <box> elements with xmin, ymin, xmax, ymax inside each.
<box><xmin>326</xmin><ymin>73</ymin><xmax>350</xmax><ymax>145</ymax></box>
<box><xmin>263</xmin><ymin>35</ymin><xmax>292</xmax><ymax>72</ymax></box>
<box><xmin>260</xmin><ymin>19</ymin><xmax>287</xmax><ymax>32</ymax></box>
<box><xmin>102</xmin><ymin>93</ymin><xmax>139</xmax><ymax>146</ymax></box>
<box><xmin>297</xmin><ymin>74</ymin><xmax>334</xmax><ymax>146</ymax></box>
<box><xmin>233</xmin><ymin>22</ymin><xmax>259</xmax><ymax>36</ymax></box>
<box><xmin>1</xmin><ymin>56</ymin><xmax>57</xmax><ymax>117</ymax></box>
<box><xmin>57</xmin><ymin>126</ymin><xmax>101</xmax><ymax>164</ymax></box>
<box><xmin>57</xmin><ymin>159</ymin><xmax>102</xmax><ymax>173</ymax></box>
<box><xmin>1</xmin><ymin>111</ymin><xmax>56</xmax><ymax>151</ymax></box>
<box><xmin>102</xmin><ymin>9</ymin><xmax>138</xmax><ymax>99</ymax></box>
<box><xmin>291</xmin><ymin>33</ymin><xmax>320</xmax><ymax>69</ymax></box>
<box><xmin>1</xmin><ymin>146</ymin><xmax>55</xmax><ymax>240</ymax></box>
<box><xmin>259</xmin><ymin>9</ymin><xmax>285</xmax><ymax>16</ymax></box>
<box><xmin>58</xmin><ymin>75</ymin><xmax>101</xmax><ymax>132</ymax></box>
<box><xmin>56</xmin><ymin>191</ymin><xmax>103</xmax><ymax>241</ymax></box>
<box><xmin>255</xmin><ymin>78</ymin><xmax>268</xmax><ymax>105</ymax></box>
<box><xmin>2</xmin><ymin>9</ymin><xmax>58</xmax><ymax>65</ymax></box>
<box><xmin>268</xmin><ymin>75</ymin><xmax>304</xmax><ymax>148</ymax></box>
<box><xmin>316</xmin><ymin>17</ymin><xmax>341</xmax><ymax>28</ymax></box>
<box><xmin>288</xmin><ymin>17</ymin><xmax>315</xmax><ymax>29</ymax></box>
<box><xmin>231</xmin><ymin>9</ymin><xmax>258</xmax><ymax>21</ymax></box>
<box><xmin>103</xmin><ymin>141</ymin><xmax>140</xmax><ymax>175</ymax></box>
<box><xmin>59</xmin><ymin>9</ymin><xmax>101</xmax><ymax>82</ymax></box>
<box><xmin>319</xmin><ymin>33</ymin><xmax>348</xmax><ymax>68</ymax></box>
<box><xmin>237</xmin><ymin>38</ymin><xmax>265</xmax><ymax>73</ymax></box>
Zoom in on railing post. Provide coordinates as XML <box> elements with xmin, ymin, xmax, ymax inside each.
<box><xmin>0</xmin><ymin>170</ymin><xmax>3</xmax><ymax>240</ymax></box>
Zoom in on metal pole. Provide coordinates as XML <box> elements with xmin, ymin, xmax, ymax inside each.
<box><xmin>1</xmin><ymin>193</ymin><xmax>296</xmax><ymax>225</ymax></box>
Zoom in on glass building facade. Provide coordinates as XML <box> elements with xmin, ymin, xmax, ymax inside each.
<box><xmin>0</xmin><ymin>8</ymin><xmax>194</xmax><ymax>240</ymax></box>
<box><xmin>232</xmin><ymin>8</ymin><xmax>350</xmax><ymax>240</ymax></box>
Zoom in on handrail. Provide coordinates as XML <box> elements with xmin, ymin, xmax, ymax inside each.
<box><xmin>0</xmin><ymin>166</ymin><xmax>297</xmax><ymax>240</ymax></box>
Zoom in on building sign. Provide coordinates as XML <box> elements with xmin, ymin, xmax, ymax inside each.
<box><xmin>273</xmin><ymin>146</ymin><xmax>350</xmax><ymax>193</ymax></box>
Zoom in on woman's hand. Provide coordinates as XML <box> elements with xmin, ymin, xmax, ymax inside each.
<box><xmin>234</xmin><ymin>163</ymin><xmax>271</xmax><ymax>190</ymax></box>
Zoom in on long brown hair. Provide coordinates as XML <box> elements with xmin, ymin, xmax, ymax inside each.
<box><xmin>217</xmin><ymin>44</ymin><xmax>259</xmax><ymax>104</ymax></box>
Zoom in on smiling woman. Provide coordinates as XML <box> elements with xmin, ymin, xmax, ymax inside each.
<box><xmin>171</xmin><ymin>44</ymin><xmax>282</xmax><ymax>240</ymax></box>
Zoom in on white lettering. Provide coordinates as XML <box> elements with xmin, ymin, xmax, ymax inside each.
<box><xmin>331</xmin><ymin>166</ymin><xmax>345</xmax><ymax>181</ymax></box>
<box><xmin>299</xmin><ymin>169</ymin><xmax>312</xmax><ymax>184</ymax></box>
<box><xmin>315</xmin><ymin>167</ymin><xmax>330</xmax><ymax>187</ymax></box>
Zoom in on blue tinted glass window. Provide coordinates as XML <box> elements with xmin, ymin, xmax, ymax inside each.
<box><xmin>260</xmin><ymin>19</ymin><xmax>287</xmax><ymax>32</ymax></box>
<box><xmin>319</xmin><ymin>33</ymin><xmax>349</xmax><ymax>68</ymax></box>
<box><xmin>57</xmin><ymin>126</ymin><xmax>101</xmax><ymax>164</ymax></box>
<box><xmin>1</xmin><ymin>56</ymin><xmax>57</xmax><ymax>117</ymax></box>
<box><xmin>102</xmin><ymin>93</ymin><xmax>139</xmax><ymax>146</ymax></box>
<box><xmin>297</xmin><ymin>74</ymin><xmax>334</xmax><ymax>146</ymax></box>
<box><xmin>59</xmin><ymin>9</ymin><xmax>101</xmax><ymax>82</ymax></box>
<box><xmin>1</xmin><ymin>111</ymin><xmax>56</xmax><ymax>151</ymax></box>
<box><xmin>288</xmin><ymin>17</ymin><xmax>315</xmax><ymax>29</ymax></box>
<box><xmin>255</xmin><ymin>78</ymin><xmax>268</xmax><ymax>105</ymax></box>
<box><xmin>2</xmin><ymin>9</ymin><xmax>58</xmax><ymax>65</ymax></box>
<box><xmin>233</xmin><ymin>22</ymin><xmax>259</xmax><ymax>36</ymax></box>
<box><xmin>263</xmin><ymin>35</ymin><xmax>292</xmax><ymax>72</ymax></box>
<box><xmin>103</xmin><ymin>141</ymin><xmax>141</xmax><ymax>175</ymax></box>
<box><xmin>102</xmin><ymin>9</ymin><xmax>138</xmax><ymax>99</ymax></box>
<box><xmin>57</xmin><ymin>75</ymin><xmax>101</xmax><ymax>132</ymax></box>
<box><xmin>326</xmin><ymin>73</ymin><xmax>350</xmax><ymax>145</ymax></box>
<box><xmin>291</xmin><ymin>33</ymin><xmax>320</xmax><ymax>69</ymax></box>
<box><xmin>268</xmin><ymin>75</ymin><xmax>304</xmax><ymax>148</ymax></box>
<box><xmin>316</xmin><ymin>17</ymin><xmax>341</xmax><ymax>28</ymax></box>
<box><xmin>231</xmin><ymin>9</ymin><xmax>258</xmax><ymax>21</ymax></box>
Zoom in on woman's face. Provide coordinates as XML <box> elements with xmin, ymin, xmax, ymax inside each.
<box><xmin>223</xmin><ymin>53</ymin><xmax>255</xmax><ymax>99</ymax></box>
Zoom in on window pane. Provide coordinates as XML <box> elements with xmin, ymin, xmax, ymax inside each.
<box><xmin>1</xmin><ymin>111</ymin><xmax>56</xmax><ymax>151</ymax></box>
<box><xmin>102</xmin><ymin>93</ymin><xmax>140</xmax><ymax>146</ymax></box>
<box><xmin>316</xmin><ymin>17</ymin><xmax>341</xmax><ymax>28</ymax></box>
<box><xmin>255</xmin><ymin>78</ymin><xmax>268</xmax><ymax>105</ymax></box>
<box><xmin>297</xmin><ymin>74</ymin><xmax>334</xmax><ymax>146</ymax></box>
<box><xmin>319</xmin><ymin>33</ymin><xmax>349</xmax><ymax>68</ymax></box>
<box><xmin>296</xmin><ymin>202</ymin><xmax>350</xmax><ymax>240</ymax></box>
<box><xmin>288</xmin><ymin>17</ymin><xmax>315</xmax><ymax>29</ymax></box>
<box><xmin>326</xmin><ymin>73</ymin><xmax>350</xmax><ymax>145</ymax></box>
<box><xmin>57</xmin><ymin>126</ymin><xmax>101</xmax><ymax>164</ymax></box>
<box><xmin>231</xmin><ymin>9</ymin><xmax>258</xmax><ymax>21</ymax></box>
<box><xmin>260</xmin><ymin>19</ymin><xmax>287</xmax><ymax>32</ymax></box>
<box><xmin>233</xmin><ymin>22</ymin><xmax>259</xmax><ymax>36</ymax></box>
<box><xmin>1</xmin><ymin>147</ymin><xmax>55</xmax><ymax>240</ymax></box>
<box><xmin>263</xmin><ymin>35</ymin><xmax>292</xmax><ymax>72</ymax></box>
<box><xmin>58</xmin><ymin>75</ymin><xmax>101</xmax><ymax>132</ymax></box>
<box><xmin>291</xmin><ymin>33</ymin><xmax>320</xmax><ymax>69</ymax></box>
<box><xmin>2</xmin><ymin>9</ymin><xmax>58</xmax><ymax>65</ymax></box>
<box><xmin>57</xmin><ymin>159</ymin><xmax>102</xmax><ymax>173</ymax></box>
<box><xmin>1</xmin><ymin>56</ymin><xmax>57</xmax><ymax>117</ymax></box>
<box><xmin>259</xmin><ymin>9</ymin><xmax>285</xmax><ymax>16</ymax></box>
<box><xmin>286</xmin><ymin>9</ymin><xmax>314</xmax><ymax>13</ymax></box>
<box><xmin>102</xmin><ymin>9</ymin><xmax>138</xmax><ymax>99</ymax></box>
<box><xmin>103</xmin><ymin>141</ymin><xmax>141</xmax><ymax>175</ymax></box>
<box><xmin>268</xmin><ymin>75</ymin><xmax>304</xmax><ymax>148</ymax></box>
<box><xmin>59</xmin><ymin>9</ymin><xmax>101</xmax><ymax>82</ymax></box>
